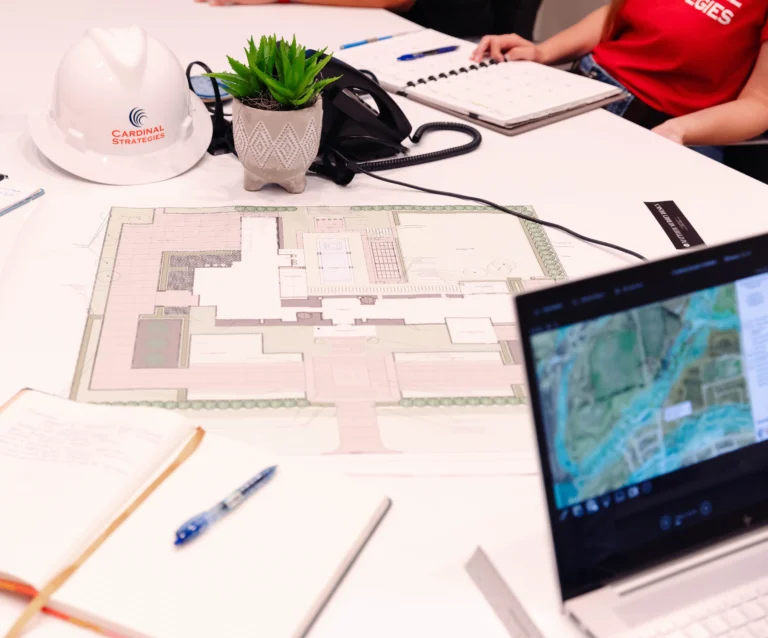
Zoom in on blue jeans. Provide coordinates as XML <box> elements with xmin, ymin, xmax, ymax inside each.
<box><xmin>577</xmin><ymin>55</ymin><xmax>725</xmax><ymax>163</ymax></box>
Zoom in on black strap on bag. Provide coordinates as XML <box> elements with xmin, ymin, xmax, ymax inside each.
<box><xmin>186</xmin><ymin>61</ymin><xmax>235</xmax><ymax>156</ymax></box>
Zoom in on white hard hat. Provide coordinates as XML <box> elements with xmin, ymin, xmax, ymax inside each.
<box><xmin>29</xmin><ymin>26</ymin><xmax>212</xmax><ymax>185</ymax></box>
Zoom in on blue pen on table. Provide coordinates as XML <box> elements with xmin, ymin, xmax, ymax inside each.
<box><xmin>340</xmin><ymin>32</ymin><xmax>406</xmax><ymax>50</ymax></box>
<box><xmin>397</xmin><ymin>45</ymin><xmax>459</xmax><ymax>62</ymax></box>
<box><xmin>174</xmin><ymin>465</ymin><xmax>278</xmax><ymax>546</ymax></box>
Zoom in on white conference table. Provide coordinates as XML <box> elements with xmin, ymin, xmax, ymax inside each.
<box><xmin>2</xmin><ymin>2</ymin><xmax>768</xmax><ymax>637</ymax></box>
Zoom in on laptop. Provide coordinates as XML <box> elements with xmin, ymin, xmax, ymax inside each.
<box><xmin>515</xmin><ymin>233</ymin><xmax>768</xmax><ymax>638</ymax></box>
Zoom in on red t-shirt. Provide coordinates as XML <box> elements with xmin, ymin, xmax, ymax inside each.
<box><xmin>592</xmin><ymin>0</ymin><xmax>768</xmax><ymax>116</ymax></box>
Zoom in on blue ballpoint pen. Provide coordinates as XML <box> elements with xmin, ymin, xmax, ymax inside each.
<box><xmin>339</xmin><ymin>30</ymin><xmax>415</xmax><ymax>50</ymax></box>
<box><xmin>398</xmin><ymin>45</ymin><xmax>459</xmax><ymax>62</ymax></box>
<box><xmin>340</xmin><ymin>35</ymin><xmax>395</xmax><ymax>50</ymax></box>
<box><xmin>174</xmin><ymin>465</ymin><xmax>278</xmax><ymax>546</ymax></box>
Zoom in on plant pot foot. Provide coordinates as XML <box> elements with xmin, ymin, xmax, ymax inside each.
<box><xmin>243</xmin><ymin>170</ymin><xmax>268</xmax><ymax>192</ymax></box>
<box><xmin>278</xmin><ymin>173</ymin><xmax>307</xmax><ymax>194</ymax></box>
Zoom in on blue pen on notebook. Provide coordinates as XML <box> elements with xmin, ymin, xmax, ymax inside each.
<box><xmin>398</xmin><ymin>45</ymin><xmax>459</xmax><ymax>62</ymax></box>
<box><xmin>174</xmin><ymin>465</ymin><xmax>278</xmax><ymax>546</ymax></box>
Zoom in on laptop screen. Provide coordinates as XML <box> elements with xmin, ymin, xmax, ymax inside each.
<box><xmin>516</xmin><ymin>234</ymin><xmax>768</xmax><ymax>601</ymax></box>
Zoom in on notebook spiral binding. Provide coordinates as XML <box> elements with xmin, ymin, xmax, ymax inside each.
<box><xmin>405</xmin><ymin>59</ymin><xmax>501</xmax><ymax>88</ymax></box>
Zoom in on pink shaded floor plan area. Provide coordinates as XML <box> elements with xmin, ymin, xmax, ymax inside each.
<box><xmin>87</xmin><ymin>209</ymin><xmax>304</xmax><ymax>398</ymax></box>
<box><xmin>71</xmin><ymin>205</ymin><xmax>565</xmax><ymax>454</ymax></box>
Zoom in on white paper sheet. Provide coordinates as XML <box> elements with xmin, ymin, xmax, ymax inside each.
<box><xmin>0</xmin><ymin>392</ymin><xmax>192</xmax><ymax>587</ymax></box>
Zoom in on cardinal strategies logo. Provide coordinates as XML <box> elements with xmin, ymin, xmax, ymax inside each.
<box><xmin>112</xmin><ymin>107</ymin><xmax>165</xmax><ymax>145</ymax></box>
<box><xmin>129</xmin><ymin>107</ymin><xmax>147</xmax><ymax>127</ymax></box>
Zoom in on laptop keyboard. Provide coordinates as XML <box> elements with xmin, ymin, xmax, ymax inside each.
<box><xmin>621</xmin><ymin>579</ymin><xmax>768</xmax><ymax>637</ymax></box>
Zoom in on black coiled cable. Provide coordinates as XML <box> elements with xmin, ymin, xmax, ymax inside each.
<box><xmin>309</xmin><ymin>122</ymin><xmax>482</xmax><ymax>185</ymax></box>
<box><xmin>357</xmin><ymin>122</ymin><xmax>482</xmax><ymax>172</ymax></box>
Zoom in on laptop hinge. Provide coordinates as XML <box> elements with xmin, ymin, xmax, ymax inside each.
<box><xmin>613</xmin><ymin>526</ymin><xmax>768</xmax><ymax>596</ymax></box>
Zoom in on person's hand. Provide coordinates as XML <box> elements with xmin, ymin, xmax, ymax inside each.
<box><xmin>470</xmin><ymin>34</ymin><xmax>543</xmax><ymax>63</ymax></box>
<box><xmin>652</xmin><ymin>119</ymin><xmax>687</xmax><ymax>145</ymax></box>
<box><xmin>196</xmin><ymin>0</ymin><xmax>277</xmax><ymax>5</ymax></box>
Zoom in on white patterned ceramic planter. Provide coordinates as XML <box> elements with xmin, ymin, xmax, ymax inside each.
<box><xmin>232</xmin><ymin>97</ymin><xmax>322</xmax><ymax>193</ymax></box>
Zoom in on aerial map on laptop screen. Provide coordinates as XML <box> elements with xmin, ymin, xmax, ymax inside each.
<box><xmin>531</xmin><ymin>281</ymin><xmax>765</xmax><ymax>509</ymax></box>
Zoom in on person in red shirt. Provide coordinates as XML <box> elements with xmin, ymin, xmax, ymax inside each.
<box><xmin>471</xmin><ymin>0</ymin><xmax>768</xmax><ymax>170</ymax></box>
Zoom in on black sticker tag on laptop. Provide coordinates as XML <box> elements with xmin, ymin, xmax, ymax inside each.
<box><xmin>644</xmin><ymin>201</ymin><xmax>705</xmax><ymax>250</ymax></box>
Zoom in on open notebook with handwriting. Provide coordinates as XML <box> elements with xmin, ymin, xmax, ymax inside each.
<box><xmin>0</xmin><ymin>391</ymin><xmax>390</xmax><ymax>638</ymax></box>
<box><xmin>338</xmin><ymin>30</ymin><xmax>624</xmax><ymax>135</ymax></box>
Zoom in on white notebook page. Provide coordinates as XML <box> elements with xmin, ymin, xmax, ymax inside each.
<box><xmin>337</xmin><ymin>29</ymin><xmax>473</xmax><ymax>90</ymax></box>
<box><xmin>408</xmin><ymin>61</ymin><xmax>623</xmax><ymax>127</ymax></box>
<box><xmin>56</xmin><ymin>434</ymin><xmax>390</xmax><ymax>638</ymax></box>
<box><xmin>0</xmin><ymin>393</ymin><xmax>193</xmax><ymax>588</ymax></box>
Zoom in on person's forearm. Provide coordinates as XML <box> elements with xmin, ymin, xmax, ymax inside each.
<box><xmin>293</xmin><ymin>0</ymin><xmax>414</xmax><ymax>8</ymax></box>
<box><xmin>667</xmin><ymin>97</ymin><xmax>768</xmax><ymax>146</ymax></box>
<box><xmin>538</xmin><ymin>6</ymin><xmax>608</xmax><ymax>66</ymax></box>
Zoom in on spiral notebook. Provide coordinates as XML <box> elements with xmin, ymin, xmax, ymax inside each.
<box><xmin>338</xmin><ymin>30</ymin><xmax>624</xmax><ymax>135</ymax></box>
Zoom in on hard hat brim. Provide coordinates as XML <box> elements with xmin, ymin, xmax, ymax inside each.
<box><xmin>28</xmin><ymin>93</ymin><xmax>213</xmax><ymax>186</ymax></box>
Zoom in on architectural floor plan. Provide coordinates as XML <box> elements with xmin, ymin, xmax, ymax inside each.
<box><xmin>71</xmin><ymin>205</ymin><xmax>566</xmax><ymax>454</ymax></box>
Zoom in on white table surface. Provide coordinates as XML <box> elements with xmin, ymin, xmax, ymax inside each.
<box><xmin>2</xmin><ymin>2</ymin><xmax>768</xmax><ymax>637</ymax></box>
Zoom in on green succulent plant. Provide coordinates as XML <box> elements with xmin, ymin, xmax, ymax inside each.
<box><xmin>205</xmin><ymin>35</ymin><xmax>340</xmax><ymax>109</ymax></box>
